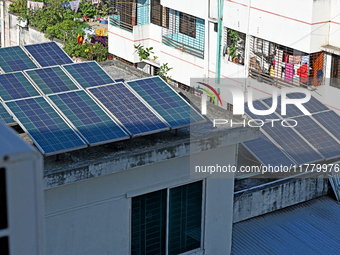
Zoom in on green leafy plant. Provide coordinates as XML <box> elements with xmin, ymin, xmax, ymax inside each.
<box><xmin>227</xmin><ymin>29</ymin><xmax>239</xmax><ymax>60</ymax></box>
<box><xmin>80</xmin><ymin>1</ymin><xmax>97</xmax><ymax>18</ymax></box>
<box><xmin>45</xmin><ymin>20</ymin><xmax>89</xmax><ymax>39</ymax></box>
<box><xmin>134</xmin><ymin>44</ymin><xmax>154</xmax><ymax>61</ymax></box>
<box><xmin>153</xmin><ymin>56</ymin><xmax>158</xmax><ymax>60</ymax></box>
<box><xmin>98</xmin><ymin>3</ymin><xmax>114</xmax><ymax>17</ymax></box>
<box><xmin>157</xmin><ymin>63</ymin><xmax>173</xmax><ymax>83</ymax></box>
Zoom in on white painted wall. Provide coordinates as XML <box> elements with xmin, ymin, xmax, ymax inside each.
<box><xmin>161</xmin><ymin>0</ymin><xmax>206</xmax><ymax>19</ymax></box>
<box><xmin>329</xmin><ymin>0</ymin><xmax>340</xmax><ymax>48</ymax></box>
<box><xmin>45</xmin><ymin>145</ymin><xmax>236</xmax><ymax>255</ymax></box>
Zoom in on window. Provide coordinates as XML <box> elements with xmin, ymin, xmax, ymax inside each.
<box><xmin>223</xmin><ymin>28</ymin><xmax>246</xmax><ymax>65</ymax></box>
<box><xmin>331</xmin><ymin>54</ymin><xmax>340</xmax><ymax>89</ymax></box>
<box><xmin>179</xmin><ymin>13</ymin><xmax>196</xmax><ymax>38</ymax></box>
<box><xmin>150</xmin><ymin>0</ymin><xmax>169</xmax><ymax>28</ymax></box>
<box><xmin>131</xmin><ymin>181</ymin><xmax>203</xmax><ymax>255</ymax></box>
<box><xmin>227</xmin><ymin>103</ymin><xmax>233</xmax><ymax>113</ymax></box>
<box><xmin>110</xmin><ymin>0</ymin><xmax>136</xmax><ymax>32</ymax></box>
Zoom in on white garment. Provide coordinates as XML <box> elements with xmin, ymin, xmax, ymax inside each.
<box><xmin>27</xmin><ymin>1</ymin><xmax>43</xmax><ymax>9</ymax></box>
<box><xmin>70</xmin><ymin>1</ymin><xmax>80</xmax><ymax>13</ymax></box>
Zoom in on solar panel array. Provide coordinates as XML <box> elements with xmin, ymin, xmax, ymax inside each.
<box><xmin>244</xmin><ymin>93</ymin><xmax>340</xmax><ymax>168</ymax></box>
<box><xmin>24</xmin><ymin>42</ymin><xmax>73</xmax><ymax>67</ymax></box>
<box><xmin>0</xmin><ymin>103</ymin><xmax>13</xmax><ymax>124</ymax></box>
<box><xmin>0</xmin><ymin>72</ymin><xmax>40</xmax><ymax>101</ymax></box>
<box><xmin>87</xmin><ymin>83</ymin><xmax>169</xmax><ymax>137</ymax></box>
<box><xmin>48</xmin><ymin>91</ymin><xmax>129</xmax><ymax>145</ymax></box>
<box><xmin>0</xmin><ymin>46</ymin><xmax>37</xmax><ymax>73</ymax></box>
<box><xmin>62</xmin><ymin>62</ymin><xmax>115</xmax><ymax>88</ymax></box>
<box><xmin>0</xmin><ymin>44</ymin><xmax>207</xmax><ymax>156</ymax></box>
<box><xmin>25</xmin><ymin>66</ymin><xmax>79</xmax><ymax>95</ymax></box>
<box><xmin>126</xmin><ymin>77</ymin><xmax>206</xmax><ymax>128</ymax></box>
<box><xmin>5</xmin><ymin>97</ymin><xmax>87</xmax><ymax>155</ymax></box>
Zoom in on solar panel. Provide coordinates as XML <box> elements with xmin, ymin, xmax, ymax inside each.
<box><xmin>0</xmin><ymin>46</ymin><xmax>37</xmax><ymax>73</ymax></box>
<box><xmin>293</xmin><ymin>115</ymin><xmax>340</xmax><ymax>160</ymax></box>
<box><xmin>262</xmin><ymin>123</ymin><xmax>323</xmax><ymax>165</ymax></box>
<box><xmin>313</xmin><ymin>111</ymin><xmax>340</xmax><ymax>142</ymax></box>
<box><xmin>243</xmin><ymin>131</ymin><xmax>296</xmax><ymax>168</ymax></box>
<box><xmin>48</xmin><ymin>90</ymin><xmax>130</xmax><ymax>146</ymax></box>
<box><xmin>262</xmin><ymin>95</ymin><xmax>305</xmax><ymax>118</ymax></box>
<box><xmin>0</xmin><ymin>103</ymin><xmax>13</xmax><ymax>124</ymax></box>
<box><xmin>126</xmin><ymin>77</ymin><xmax>206</xmax><ymax>128</ymax></box>
<box><xmin>62</xmin><ymin>62</ymin><xmax>115</xmax><ymax>88</ymax></box>
<box><xmin>287</xmin><ymin>93</ymin><xmax>329</xmax><ymax>113</ymax></box>
<box><xmin>87</xmin><ymin>83</ymin><xmax>169</xmax><ymax>137</ymax></box>
<box><xmin>24</xmin><ymin>42</ymin><xmax>73</xmax><ymax>67</ymax></box>
<box><xmin>5</xmin><ymin>97</ymin><xmax>87</xmax><ymax>155</ymax></box>
<box><xmin>0</xmin><ymin>72</ymin><xmax>40</xmax><ymax>101</ymax></box>
<box><xmin>25</xmin><ymin>66</ymin><xmax>79</xmax><ymax>95</ymax></box>
<box><xmin>244</xmin><ymin>100</ymin><xmax>280</xmax><ymax>123</ymax></box>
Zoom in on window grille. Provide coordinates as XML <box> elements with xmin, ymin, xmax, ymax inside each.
<box><xmin>227</xmin><ymin>103</ymin><xmax>233</xmax><ymax>113</ymax></box>
<box><xmin>331</xmin><ymin>54</ymin><xmax>340</xmax><ymax>89</ymax></box>
<box><xmin>150</xmin><ymin>0</ymin><xmax>169</xmax><ymax>27</ymax></box>
<box><xmin>162</xmin><ymin>10</ymin><xmax>205</xmax><ymax>59</ymax></box>
<box><xmin>248</xmin><ymin>36</ymin><xmax>325</xmax><ymax>88</ymax></box>
<box><xmin>223</xmin><ymin>28</ymin><xmax>246</xmax><ymax>65</ymax></box>
<box><xmin>109</xmin><ymin>0</ymin><xmax>150</xmax><ymax>32</ymax></box>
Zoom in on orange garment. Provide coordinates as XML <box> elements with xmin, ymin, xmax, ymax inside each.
<box><xmin>311</xmin><ymin>52</ymin><xmax>324</xmax><ymax>86</ymax></box>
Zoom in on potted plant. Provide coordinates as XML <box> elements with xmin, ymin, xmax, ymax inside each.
<box><xmin>80</xmin><ymin>1</ymin><xmax>96</xmax><ymax>21</ymax></box>
<box><xmin>134</xmin><ymin>44</ymin><xmax>154</xmax><ymax>62</ymax></box>
<box><xmin>228</xmin><ymin>29</ymin><xmax>239</xmax><ymax>62</ymax></box>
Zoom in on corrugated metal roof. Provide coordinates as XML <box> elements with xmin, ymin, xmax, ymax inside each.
<box><xmin>232</xmin><ymin>196</ymin><xmax>340</xmax><ymax>255</ymax></box>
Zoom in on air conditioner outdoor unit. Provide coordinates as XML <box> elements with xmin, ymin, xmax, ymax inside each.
<box><xmin>0</xmin><ymin>121</ymin><xmax>45</xmax><ymax>255</ymax></box>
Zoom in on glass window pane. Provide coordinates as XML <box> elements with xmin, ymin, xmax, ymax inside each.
<box><xmin>0</xmin><ymin>168</ymin><xmax>8</xmax><ymax>230</ymax></box>
<box><xmin>131</xmin><ymin>189</ymin><xmax>167</xmax><ymax>255</ymax></box>
<box><xmin>168</xmin><ymin>181</ymin><xmax>202</xmax><ymax>255</ymax></box>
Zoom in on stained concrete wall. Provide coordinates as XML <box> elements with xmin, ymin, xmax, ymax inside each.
<box><xmin>45</xmin><ymin>145</ymin><xmax>236</xmax><ymax>255</ymax></box>
<box><xmin>233</xmin><ymin>176</ymin><xmax>330</xmax><ymax>223</ymax></box>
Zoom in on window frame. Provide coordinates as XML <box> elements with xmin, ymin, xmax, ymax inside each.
<box><xmin>179</xmin><ymin>13</ymin><xmax>197</xmax><ymax>38</ymax></box>
<box><xmin>150</xmin><ymin>0</ymin><xmax>169</xmax><ymax>28</ymax></box>
<box><xmin>129</xmin><ymin>179</ymin><xmax>206</xmax><ymax>255</ymax></box>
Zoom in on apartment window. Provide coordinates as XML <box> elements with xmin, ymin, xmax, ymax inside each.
<box><xmin>150</xmin><ymin>0</ymin><xmax>169</xmax><ymax>28</ymax></box>
<box><xmin>131</xmin><ymin>181</ymin><xmax>203</xmax><ymax>255</ymax></box>
<box><xmin>180</xmin><ymin>13</ymin><xmax>196</xmax><ymax>38</ymax></box>
<box><xmin>331</xmin><ymin>54</ymin><xmax>340</xmax><ymax>89</ymax></box>
<box><xmin>110</xmin><ymin>0</ymin><xmax>136</xmax><ymax>32</ymax></box>
<box><xmin>223</xmin><ymin>28</ymin><xmax>246</xmax><ymax>65</ymax></box>
<box><xmin>227</xmin><ymin>103</ymin><xmax>233</xmax><ymax>113</ymax></box>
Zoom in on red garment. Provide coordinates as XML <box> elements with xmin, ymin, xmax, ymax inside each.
<box><xmin>297</xmin><ymin>64</ymin><xmax>308</xmax><ymax>83</ymax></box>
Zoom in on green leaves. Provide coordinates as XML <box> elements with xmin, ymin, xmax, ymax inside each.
<box><xmin>133</xmin><ymin>44</ymin><xmax>155</xmax><ymax>61</ymax></box>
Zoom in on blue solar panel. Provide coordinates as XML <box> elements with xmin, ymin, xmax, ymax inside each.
<box><xmin>62</xmin><ymin>62</ymin><xmax>115</xmax><ymax>88</ymax></box>
<box><xmin>25</xmin><ymin>66</ymin><xmax>79</xmax><ymax>94</ymax></box>
<box><xmin>48</xmin><ymin>91</ymin><xmax>130</xmax><ymax>145</ymax></box>
<box><xmin>244</xmin><ymin>100</ymin><xmax>280</xmax><ymax>123</ymax></box>
<box><xmin>127</xmin><ymin>77</ymin><xmax>206</xmax><ymax>128</ymax></box>
<box><xmin>24</xmin><ymin>42</ymin><xmax>73</xmax><ymax>67</ymax></box>
<box><xmin>5</xmin><ymin>97</ymin><xmax>87</xmax><ymax>155</ymax></box>
<box><xmin>293</xmin><ymin>115</ymin><xmax>340</xmax><ymax>159</ymax></box>
<box><xmin>243</xmin><ymin>131</ymin><xmax>296</xmax><ymax>168</ymax></box>
<box><xmin>262</xmin><ymin>95</ymin><xmax>305</xmax><ymax>118</ymax></box>
<box><xmin>87</xmin><ymin>83</ymin><xmax>169</xmax><ymax>137</ymax></box>
<box><xmin>0</xmin><ymin>103</ymin><xmax>13</xmax><ymax>124</ymax></box>
<box><xmin>0</xmin><ymin>46</ymin><xmax>37</xmax><ymax>72</ymax></box>
<box><xmin>287</xmin><ymin>93</ymin><xmax>329</xmax><ymax>113</ymax></box>
<box><xmin>262</xmin><ymin>123</ymin><xmax>323</xmax><ymax>165</ymax></box>
<box><xmin>0</xmin><ymin>72</ymin><xmax>40</xmax><ymax>101</ymax></box>
<box><xmin>313</xmin><ymin>111</ymin><xmax>340</xmax><ymax>142</ymax></box>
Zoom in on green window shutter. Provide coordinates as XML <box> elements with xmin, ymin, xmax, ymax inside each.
<box><xmin>168</xmin><ymin>181</ymin><xmax>202</xmax><ymax>255</ymax></box>
<box><xmin>131</xmin><ymin>189</ymin><xmax>167</xmax><ymax>255</ymax></box>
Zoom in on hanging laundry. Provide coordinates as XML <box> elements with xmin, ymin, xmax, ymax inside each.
<box><xmin>270</xmin><ymin>66</ymin><xmax>275</xmax><ymax>77</ymax></box>
<box><xmin>263</xmin><ymin>40</ymin><xmax>269</xmax><ymax>56</ymax></box>
<box><xmin>274</xmin><ymin>49</ymin><xmax>283</xmax><ymax>79</ymax></box>
<box><xmin>285</xmin><ymin>63</ymin><xmax>294</xmax><ymax>82</ymax></box>
<box><xmin>301</xmin><ymin>55</ymin><xmax>309</xmax><ymax>65</ymax></box>
<box><xmin>311</xmin><ymin>52</ymin><xmax>324</xmax><ymax>86</ymax></box>
<box><xmin>77</xmin><ymin>34</ymin><xmax>84</xmax><ymax>44</ymax></box>
<box><xmin>283</xmin><ymin>54</ymin><xmax>289</xmax><ymax>63</ymax></box>
<box><xmin>293</xmin><ymin>65</ymin><xmax>300</xmax><ymax>86</ymax></box>
<box><xmin>95</xmin><ymin>28</ymin><xmax>105</xmax><ymax>37</ymax></box>
<box><xmin>82</xmin><ymin>28</ymin><xmax>96</xmax><ymax>41</ymax></box>
<box><xmin>289</xmin><ymin>55</ymin><xmax>301</xmax><ymax>65</ymax></box>
<box><xmin>297</xmin><ymin>64</ymin><xmax>308</xmax><ymax>83</ymax></box>
<box><xmin>27</xmin><ymin>1</ymin><xmax>44</xmax><ymax>9</ymax></box>
<box><xmin>70</xmin><ymin>1</ymin><xmax>80</xmax><ymax>13</ymax></box>
<box><xmin>223</xmin><ymin>44</ymin><xmax>226</xmax><ymax>57</ymax></box>
<box><xmin>61</xmin><ymin>2</ymin><xmax>70</xmax><ymax>10</ymax></box>
<box><xmin>317</xmin><ymin>70</ymin><xmax>323</xmax><ymax>82</ymax></box>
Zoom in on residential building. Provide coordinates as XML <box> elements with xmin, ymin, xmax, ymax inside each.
<box><xmin>108</xmin><ymin>0</ymin><xmax>340</xmax><ymax>114</ymax></box>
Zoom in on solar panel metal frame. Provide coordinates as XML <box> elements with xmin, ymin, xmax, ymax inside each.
<box><xmin>0</xmin><ymin>101</ymin><xmax>15</xmax><ymax>125</ymax></box>
<box><xmin>61</xmin><ymin>61</ymin><xmax>116</xmax><ymax>88</ymax></box>
<box><xmin>86</xmin><ymin>83</ymin><xmax>170</xmax><ymax>138</ymax></box>
<box><xmin>0</xmin><ymin>71</ymin><xmax>42</xmax><ymax>101</ymax></box>
<box><xmin>126</xmin><ymin>76</ymin><xmax>207</xmax><ymax>129</ymax></box>
<box><xmin>0</xmin><ymin>46</ymin><xmax>40</xmax><ymax>73</ymax></box>
<box><xmin>3</xmin><ymin>95</ymin><xmax>87</xmax><ymax>156</ymax></box>
<box><xmin>244</xmin><ymin>99</ymin><xmax>282</xmax><ymax>124</ymax></box>
<box><xmin>46</xmin><ymin>89</ymin><xmax>131</xmax><ymax>146</ymax></box>
<box><xmin>242</xmin><ymin>130</ymin><xmax>297</xmax><ymax>169</ymax></box>
<box><xmin>23</xmin><ymin>65</ymin><xmax>82</xmax><ymax>95</ymax></box>
<box><xmin>311</xmin><ymin>111</ymin><xmax>340</xmax><ymax>143</ymax></box>
<box><xmin>23</xmin><ymin>42</ymin><xmax>74</xmax><ymax>67</ymax></box>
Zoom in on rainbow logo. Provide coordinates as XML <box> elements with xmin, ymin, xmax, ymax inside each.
<box><xmin>197</xmin><ymin>82</ymin><xmax>223</xmax><ymax>106</ymax></box>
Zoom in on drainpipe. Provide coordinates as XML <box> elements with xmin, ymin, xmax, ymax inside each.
<box><xmin>1</xmin><ymin>1</ymin><xmax>4</xmax><ymax>47</ymax></box>
<box><xmin>215</xmin><ymin>0</ymin><xmax>224</xmax><ymax>86</ymax></box>
<box><xmin>203</xmin><ymin>1</ymin><xmax>210</xmax><ymax>80</ymax></box>
<box><xmin>243</xmin><ymin>0</ymin><xmax>252</xmax><ymax>95</ymax></box>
